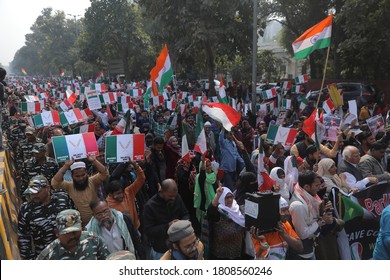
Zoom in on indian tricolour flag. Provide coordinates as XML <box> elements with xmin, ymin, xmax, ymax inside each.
<box><xmin>322</xmin><ymin>98</ymin><xmax>335</xmax><ymax>114</ymax></box>
<box><xmin>292</xmin><ymin>14</ymin><xmax>332</xmax><ymax>60</ymax></box>
<box><xmin>281</xmin><ymin>99</ymin><xmax>292</xmax><ymax>110</ymax></box>
<box><xmin>96</xmin><ymin>70</ymin><xmax>104</xmax><ymax>83</ymax></box>
<box><xmin>261</xmin><ymin>88</ymin><xmax>277</xmax><ymax>100</ymax></box>
<box><xmin>73</xmin><ymin>123</ymin><xmax>96</xmax><ymax>134</ymax></box>
<box><xmin>129</xmin><ymin>89</ymin><xmax>143</xmax><ymax>98</ymax></box>
<box><xmin>81</xmin><ymin>108</ymin><xmax>93</xmax><ymax>120</ymax></box>
<box><xmin>52</xmin><ymin>132</ymin><xmax>99</xmax><ymax>162</ymax></box>
<box><xmin>295</xmin><ymin>74</ymin><xmax>309</xmax><ymax>84</ymax></box>
<box><xmin>25</xmin><ymin>95</ymin><xmax>39</xmax><ymax>102</ymax></box>
<box><xmin>266</xmin><ymin>124</ymin><xmax>298</xmax><ymax>147</ymax></box>
<box><xmin>202</xmin><ymin>102</ymin><xmax>241</xmax><ymax>132</ymax></box>
<box><xmin>20</xmin><ymin>102</ymin><xmax>43</xmax><ymax>114</ymax></box>
<box><xmin>117</xmin><ymin>103</ymin><xmax>135</xmax><ymax>113</ymax></box>
<box><xmin>165</xmin><ymin>100</ymin><xmax>177</xmax><ymax>111</ymax></box>
<box><xmin>194</xmin><ymin>108</ymin><xmax>207</xmax><ymax>155</ymax></box>
<box><xmin>282</xmin><ymin>81</ymin><xmax>292</xmax><ymax>91</ymax></box>
<box><xmin>105</xmin><ymin>134</ymin><xmax>145</xmax><ymax>163</ymax></box>
<box><xmin>21</xmin><ymin>68</ymin><xmax>27</xmax><ymax>75</ymax></box>
<box><xmin>217</xmin><ymin>74</ymin><xmax>228</xmax><ymax>104</ymax></box>
<box><xmin>33</xmin><ymin>111</ymin><xmax>61</xmax><ymax>128</ymax></box>
<box><xmin>299</xmin><ymin>97</ymin><xmax>308</xmax><ymax>111</ymax></box>
<box><xmin>150</xmin><ymin>44</ymin><xmax>173</xmax><ymax>92</ymax></box>
<box><xmin>59</xmin><ymin>108</ymin><xmax>84</xmax><ymax>127</ymax></box>
<box><xmin>58</xmin><ymin>99</ymin><xmax>73</xmax><ymax>112</ymax></box>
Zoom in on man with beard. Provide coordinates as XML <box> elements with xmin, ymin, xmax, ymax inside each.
<box><xmin>17</xmin><ymin>175</ymin><xmax>75</xmax><ymax>259</ymax></box>
<box><xmin>51</xmin><ymin>156</ymin><xmax>109</xmax><ymax>227</ymax></box>
<box><xmin>86</xmin><ymin>199</ymin><xmax>145</xmax><ymax>259</ymax></box>
<box><xmin>37</xmin><ymin>209</ymin><xmax>110</xmax><ymax>260</ymax></box>
<box><xmin>142</xmin><ymin>178</ymin><xmax>189</xmax><ymax>259</ymax></box>
<box><xmin>161</xmin><ymin>220</ymin><xmax>204</xmax><ymax>260</ymax></box>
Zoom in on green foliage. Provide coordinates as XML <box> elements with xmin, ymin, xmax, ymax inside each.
<box><xmin>337</xmin><ymin>0</ymin><xmax>390</xmax><ymax>79</ymax></box>
<box><xmin>257</xmin><ymin>50</ymin><xmax>283</xmax><ymax>81</ymax></box>
<box><xmin>11</xmin><ymin>8</ymin><xmax>78</xmax><ymax>76</ymax></box>
<box><xmin>139</xmin><ymin>0</ymin><xmax>256</xmax><ymax>88</ymax></box>
<box><xmin>81</xmin><ymin>0</ymin><xmax>153</xmax><ymax>80</ymax></box>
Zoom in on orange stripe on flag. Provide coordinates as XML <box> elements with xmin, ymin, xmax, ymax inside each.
<box><xmin>293</xmin><ymin>15</ymin><xmax>333</xmax><ymax>43</ymax></box>
<box><xmin>150</xmin><ymin>44</ymin><xmax>169</xmax><ymax>80</ymax></box>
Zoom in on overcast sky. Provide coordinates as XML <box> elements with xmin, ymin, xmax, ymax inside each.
<box><xmin>0</xmin><ymin>0</ymin><xmax>91</xmax><ymax>67</ymax></box>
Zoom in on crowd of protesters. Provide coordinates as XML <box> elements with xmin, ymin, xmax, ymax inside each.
<box><xmin>1</xmin><ymin>66</ymin><xmax>390</xmax><ymax>260</ymax></box>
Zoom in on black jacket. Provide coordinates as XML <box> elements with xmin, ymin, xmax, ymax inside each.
<box><xmin>142</xmin><ymin>193</ymin><xmax>189</xmax><ymax>253</ymax></box>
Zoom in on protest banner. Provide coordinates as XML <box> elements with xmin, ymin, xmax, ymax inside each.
<box><xmin>105</xmin><ymin>134</ymin><xmax>145</xmax><ymax>163</ymax></box>
<box><xmin>52</xmin><ymin>132</ymin><xmax>99</xmax><ymax>162</ymax></box>
<box><xmin>366</xmin><ymin>115</ymin><xmax>385</xmax><ymax>136</ymax></box>
<box><xmin>322</xmin><ymin>114</ymin><xmax>341</xmax><ymax>141</ymax></box>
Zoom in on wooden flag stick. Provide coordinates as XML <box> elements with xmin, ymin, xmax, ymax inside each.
<box><xmin>316</xmin><ymin>46</ymin><xmax>331</xmax><ymax>109</ymax></box>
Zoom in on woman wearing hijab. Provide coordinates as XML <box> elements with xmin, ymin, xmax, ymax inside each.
<box><xmin>241</xmin><ymin>120</ymin><xmax>255</xmax><ymax>153</ymax></box>
<box><xmin>317</xmin><ymin>158</ymin><xmax>357</xmax><ymax>195</ymax></box>
<box><xmin>270</xmin><ymin>167</ymin><xmax>289</xmax><ymax>202</ymax></box>
<box><xmin>207</xmin><ymin>186</ymin><xmax>253</xmax><ymax>259</ymax></box>
<box><xmin>165</xmin><ymin>136</ymin><xmax>181</xmax><ymax>179</ymax></box>
<box><xmin>194</xmin><ymin>155</ymin><xmax>218</xmax><ymax>227</ymax></box>
<box><xmin>317</xmin><ymin>158</ymin><xmax>356</xmax><ymax>260</ymax></box>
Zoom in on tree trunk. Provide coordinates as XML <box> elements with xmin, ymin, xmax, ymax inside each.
<box><xmin>122</xmin><ymin>48</ymin><xmax>130</xmax><ymax>82</ymax></box>
<box><xmin>204</xmin><ymin>41</ymin><xmax>216</xmax><ymax>96</ymax></box>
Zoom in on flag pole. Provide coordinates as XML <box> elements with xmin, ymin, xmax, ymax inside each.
<box><xmin>315</xmin><ymin>46</ymin><xmax>331</xmax><ymax>109</ymax></box>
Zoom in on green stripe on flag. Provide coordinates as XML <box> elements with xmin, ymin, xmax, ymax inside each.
<box><xmin>33</xmin><ymin>115</ymin><xmax>44</xmax><ymax>129</ymax></box>
<box><xmin>266</xmin><ymin>124</ymin><xmax>278</xmax><ymax>143</ymax></box>
<box><xmin>59</xmin><ymin>112</ymin><xmax>69</xmax><ymax>127</ymax></box>
<box><xmin>105</xmin><ymin>136</ymin><xmax>118</xmax><ymax>163</ymax></box>
<box><xmin>158</xmin><ymin>68</ymin><xmax>173</xmax><ymax>92</ymax></box>
<box><xmin>294</xmin><ymin>37</ymin><xmax>331</xmax><ymax>60</ymax></box>
<box><xmin>52</xmin><ymin>136</ymin><xmax>70</xmax><ymax>162</ymax></box>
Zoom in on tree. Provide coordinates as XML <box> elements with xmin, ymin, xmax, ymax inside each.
<box><xmin>82</xmin><ymin>0</ymin><xmax>153</xmax><ymax>80</ymax></box>
<box><xmin>260</xmin><ymin>0</ymin><xmax>331</xmax><ymax>78</ymax></box>
<box><xmin>139</xmin><ymin>0</ymin><xmax>256</xmax><ymax>94</ymax></box>
<box><xmin>337</xmin><ymin>0</ymin><xmax>390</xmax><ymax>79</ymax></box>
<box><xmin>11</xmin><ymin>8</ymin><xmax>78</xmax><ymax>76</ymax></box>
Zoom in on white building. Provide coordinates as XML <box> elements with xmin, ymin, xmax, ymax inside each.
<box><xmin>258</xmin><ymin>20</ymin><xmax>305</xmax><ymax>79</ymax></box>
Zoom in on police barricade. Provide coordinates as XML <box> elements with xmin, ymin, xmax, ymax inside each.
<box><xmin>0</xmin><ymin>150</ymin><xmax>21</xmax><ymax>260</ymax></box>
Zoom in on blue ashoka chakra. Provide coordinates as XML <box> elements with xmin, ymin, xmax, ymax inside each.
<box><xmin>310</xmin><ymin>35</ymin><xmax>319</xmax><ymax>44</ymax></box>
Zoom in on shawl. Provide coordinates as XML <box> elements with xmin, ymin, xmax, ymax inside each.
<box><xmin>85</xmin><ymin>209</ymin><xmax>135</xmax><ymax>254</ymax></box>
<box><xmin>218</xmin><ymin>187</ymin><xmax>245</xmax><ymax>228</ymax></box>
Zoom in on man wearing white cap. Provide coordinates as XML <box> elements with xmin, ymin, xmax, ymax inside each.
<box><xmin>204</xmin><ymin>121</ymin><xmax>216</xmax><ymax>151</ymax></box>
<box><xmin>51</xmin><ymin>156</ymin><xmax>109</xmax><ymax>227</ymax></box>
<box><xmin>250</xmin><ymin>197</ymin><xmax>303</xmax><ymax>260</ymax></box>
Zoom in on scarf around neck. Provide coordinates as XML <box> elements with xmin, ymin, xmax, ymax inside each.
<box><xmin>293</xmin><ymin>183</ymin><xmax>321</xmax><ymax>221</ymax></box>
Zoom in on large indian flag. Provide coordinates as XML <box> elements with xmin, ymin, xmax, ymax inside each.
<box><xmin>105</xmin><ymin>134</ymin><xmax>145</xmax><ymax>163</ymax></box>
<box><xmin>52</xmin><ymin>132</ymin><xmax>99</xmax><ymax>162</ymax></box>
<box><xmin>150</xmin><ymin>44</ymin><xmax>173</xmax><ymax>92</ymax></box>
<box><xmin>292</xmin><ymin>14</ymin><xmax>333</xmax><ymax>60</ymax></box>
<box><xmin>202</xmin><ymin>102</ymin><xmax>241</xmax><ymax>132</ymax></box>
